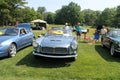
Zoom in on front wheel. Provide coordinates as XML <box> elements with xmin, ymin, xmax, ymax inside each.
<box><xmin>8</xmin><ymin>43</ymin><xmax>17</xmax><ymax>57</ymax></box>
<box><xmin>110</xmin><ymin>44</ymin><xmax>116</xmax><ymax>56</ymax></box>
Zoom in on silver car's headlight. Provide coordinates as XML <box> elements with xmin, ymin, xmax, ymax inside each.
<box><xmin>33</xmin><ymin>41</ymin><xmax>39</xmax><ymax>47</ymax></box>
<box><xmin>71</xmin><ymin>43</ymin><xmax>77</xmax><ymax>50</ymax></box>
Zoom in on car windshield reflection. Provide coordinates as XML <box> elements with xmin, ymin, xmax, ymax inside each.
<box><xmin>0</xmin><ymin>28</ymin><xmax>18</xmax><ymax>36</ymax></box>
<box><xmin>46</xmin><ymin>29</ymin><xmax>72</xmax><ymax>36</ymax></box>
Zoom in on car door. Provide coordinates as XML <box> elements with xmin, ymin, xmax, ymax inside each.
<box><xmin>18</xmin><ymin>29</ymin><xmax>30</xmax><ymax>48</ymax></box>
<box><xmin>23</xmin><ymin>29</ymin><xmax>33</xmax><ymax>45</ymax></box>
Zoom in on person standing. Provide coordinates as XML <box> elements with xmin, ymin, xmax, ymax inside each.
<box><xmin>75</xmin><ymin>22</ymin><xmax>81</xmax><ymax>40</ymax></box>
<box><xmin>92</xmin><ymin>29</ymin><xmax>100</xmax><ymax>44</ymax></box>
<box><xmin>100</xmin><ymin>26</ymin><xmax>107</xmax><ymax>42</ymax></box>
<box><xmin>63</xmin><ymin>22</ymin><xmax>69</xmax><ymax>30</ymax></box>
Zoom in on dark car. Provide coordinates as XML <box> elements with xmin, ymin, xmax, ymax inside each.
<box><xmin>101</xmin><ymin>29</ymin><xmax>120</xmax><ymax>56</ymax></box>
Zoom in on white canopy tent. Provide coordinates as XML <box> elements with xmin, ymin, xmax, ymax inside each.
<box><xmin>31</xmin><ymin>19</ymin><xmax>47</xmax><ymax>30</ymax></box>
<box><xmin>31</xmin><ymin>19</ymin><xmax>47</xmax><ymax>23</ymax></box>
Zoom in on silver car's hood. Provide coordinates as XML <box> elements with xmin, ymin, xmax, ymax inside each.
<box><xmin>40</xmin><ymin>36</ymin><xmax>73</xmax><ymax>47</ymax></box>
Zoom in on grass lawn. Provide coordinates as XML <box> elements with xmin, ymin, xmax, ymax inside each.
<box><xmin>0</xmin><ymin>25</ymin><xmax>120</xmax><ymax>80</ymax></box>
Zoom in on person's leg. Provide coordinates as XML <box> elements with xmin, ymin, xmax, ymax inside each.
<box><xmin>76</xmin><ymin>31</ymin><xmax>79</xmax><ymax>40</ymax></box>
<box><xmin>78</xmin><ymin>32</ymin><xmax>81</xmax><ymax>40</ymax></box>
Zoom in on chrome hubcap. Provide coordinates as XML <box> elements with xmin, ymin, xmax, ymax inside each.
<box><xmin>9</xmin><ymin>44</ymin><xmax>16</xmax><ymax>56</ymax></box>
<box><xmin>110</xmin><ymin>45</ymin><xmax>114</xmax><ymax>56</ymax></box>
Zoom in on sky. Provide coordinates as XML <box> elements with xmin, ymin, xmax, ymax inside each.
<box><xmin>25</xmin><ymin>0</ymin><xmax>120</xmax><ymax>12</ymax></box>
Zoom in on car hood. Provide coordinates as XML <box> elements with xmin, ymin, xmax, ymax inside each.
<box><xmin>110</xmin><ymin>36</ymin><xmax>120</xmax><ymax>42</ymax></box>
<box><xmin>40</xmin><ymin>36</ymin><xmax>73</xmax><ymax>47</ymax></box>
<box><xmin>0</xmin><ymin>36</ymin><xmax>15</xmax><ymax>43</ymax></box>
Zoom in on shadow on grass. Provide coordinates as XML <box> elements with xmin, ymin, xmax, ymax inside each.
<box><xmin>95</xmin><ymin>45</ymin><xmax>120</xmax><ymax>62</ymax></box>
<box><xmin>16</xmin><ymin>52</ymin><xmax>72</xmax><ymax>68</ymax></box>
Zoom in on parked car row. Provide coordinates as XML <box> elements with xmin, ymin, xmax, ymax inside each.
<box><xmin>0</xmin><ymin>23</ymin><xmax>120</xmax><ymax>61</ymax></box>
<box><xmin>0</xmin><ymin>24</ymin><xmax>78</xmax><ymax>61</ymax></box>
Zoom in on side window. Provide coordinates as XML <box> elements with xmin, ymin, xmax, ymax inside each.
<box><xmin>20</xmin><ymin>29</ymin><xmax>26</xmax><ymax>35</ymax></box>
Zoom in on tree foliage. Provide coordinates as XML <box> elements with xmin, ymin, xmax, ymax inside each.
<box><xmin>82</xmin><ymin>9</ymin><xmax>100</xmax><ymax>26</ymax></box>
<box><xmin>46</xmin><ymin>12</ymin><xmax>55</xmax><ymax>24</ymax></box>
<box><xmin>0</xmin><ymin>0</ymin><xmax>27</xmax><ymax>25</ymax></box>
<box><xmin>0</xmin><ymin>1</ymin><xmax>120</xmax><ymax>27</ymax></box>
<box><xmin>114</xmin><ymin>6</ymin><xmax>120</xmax><ymax>27</ymax></box>
<box><xmin>55</xmin><ymin>2</ymin><xmax>82</xmax><ymax>26</ymax></box>
<box><xmin>37</xmin><ymin>7</ymin><xmax>46</xmax><ymax>14</ymax></box>
<box><xmin>97</xmin><ymin>8</ymin><xmax>116</xmax><ymax>27</ymax></box>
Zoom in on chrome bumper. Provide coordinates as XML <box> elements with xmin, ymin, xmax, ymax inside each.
<box><xmin>32</xmin><ymin>52</ymin><xmax>77</xmax><ymax>58</ymax></box>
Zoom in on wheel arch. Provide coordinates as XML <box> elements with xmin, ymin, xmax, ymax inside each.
<box><xmin>11</xmin><ymin>42</ymin><xmax>17</xmax><ymax>49</ymax></box>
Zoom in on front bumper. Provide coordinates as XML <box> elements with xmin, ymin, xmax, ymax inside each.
<box><xmin>0</xmin><ymin>47</ymin><xmax>9</xmax><ymax>57</ymax></box>
<box><xmin>32</xmin><ymin>51</ymin><xmax>77</xmax><ymax>58</ymax></box>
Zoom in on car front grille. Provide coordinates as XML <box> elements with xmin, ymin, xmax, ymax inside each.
<box><xmin>41</xmin><ymin>47</ymin><xmax>68</xmax><ymax>54</ymax></box>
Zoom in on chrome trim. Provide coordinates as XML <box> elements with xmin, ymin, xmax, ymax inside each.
<box><xmin>32</xmin><ymin>52</ymin><xmax>77</xmax><ymax>58</ymax></box>
<box><xmin>115</xmin><ymin>49</ymin><xmax>120</xmax><ymax>52</ymax></box>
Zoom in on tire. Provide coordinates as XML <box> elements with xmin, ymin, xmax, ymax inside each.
<box><xmin>8</xmin><ymin>43</ymin><xmax>17</xmax><ymax>57</ymax></box>
<box><xmin>110</xmin><ymin>44</ymin><xmax>116</xmax><ymax>57</ymax></box>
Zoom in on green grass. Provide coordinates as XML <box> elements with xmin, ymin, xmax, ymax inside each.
<box><xmin>0</xmin><ymin>26</ymin><xmax>120</xmax><ymax>80</ymax></box>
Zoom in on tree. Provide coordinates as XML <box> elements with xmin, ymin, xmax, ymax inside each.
<box><xmin>19</xmin><ymin>7</ymin><xmax>43</xmax><ymax>23</ymax></box>
<box><xmin>46</xmin><ymin>12</ymin><xmax>55</xmax><ymax>24</ymax></box>
<box><xmin>55</xmin><ymin>2</ymin><xmax>82</xmax><ymax>26</ymax></box>
<box><xmin>114</xmin><ymin>5</ymin><xmax>120</xmax><ymax>28</ymax></box>
<box><xmin>0</xmin><ymin>0</ymin><xmax>27</xmax><ymax>25</ymax></box>
<box><xmin>82</xmin><ymin>9</ymin><xmax>100</xmax><ymax>26</ymax></box>
<box><xmin>37</xmin><ymin>7</ymin><xmax>46</xmax><ymax>14</ymax></box>
<box><xmin>37</xmin><ymin>7</ymin><xmax>46</xmax><ymax>20</ymax></box>
<box><xmin>97</xmin><ymin>8</ymin><xmax>116</xmax><ymax>27</ymax></box>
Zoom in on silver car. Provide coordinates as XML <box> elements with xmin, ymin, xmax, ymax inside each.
<box><xmin>32</xmin><ymin>27</ymin><xmax>78</xmax><ymax>61</ymax></box>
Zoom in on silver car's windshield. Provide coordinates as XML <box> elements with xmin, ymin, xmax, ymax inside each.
<box><xmin>45</xmin><ymin>29</ymin><xmax>72</xmax><ymax>36</ymax></box>
<box><xmin>0</xmin><ymin>28</ymin><xmax>18</xmax><ymax>36</ymax></box>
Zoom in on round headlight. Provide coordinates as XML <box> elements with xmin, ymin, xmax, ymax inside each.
<box><xmin>33</xmin><ymin>41</ymin><xmax>39</xmax><ymax>47</ymax></box>
<box><xmin>71</xmin><ymin>43</ymin><xmax>77</xmax><ymax>50</ymax></box>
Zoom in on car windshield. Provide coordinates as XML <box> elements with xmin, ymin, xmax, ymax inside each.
<box><xmin>46</xmin><ymin>29</ymin><xmax>72</xmax><ymax>36</ymax></box>
<box><xmin>110</xmin><ymin>30</ymin><xmax>120</xmax><ymax>36</ymax></box>
<box><xmin>0</xmin><ymin>28</ymin><xmax>18</xmax><ymax>36</ymax></box>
